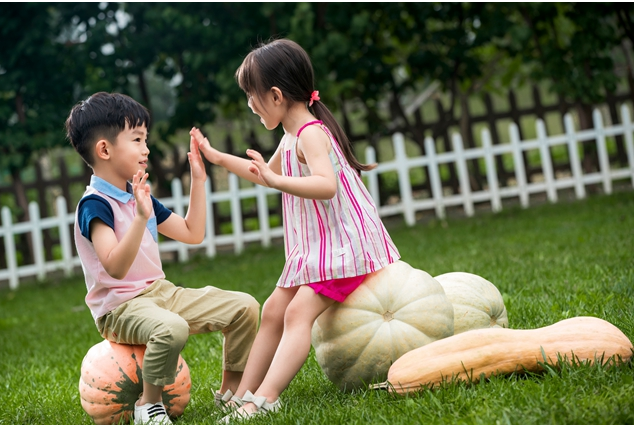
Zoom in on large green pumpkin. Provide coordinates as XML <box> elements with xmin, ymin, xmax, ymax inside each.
<box><xmin>434</xmin><ymin>272</ymin><xmax>508</xmax><ymax>334</ymax></box>
<box><xmin>311</xmin><ymin>260</ymin><xmax>454</xmax><ymax>391</ymax></box>
<box><xmin>79</xmin><ymin>340</ymin><xmax>191</xmax><ymax>425</ymax></box>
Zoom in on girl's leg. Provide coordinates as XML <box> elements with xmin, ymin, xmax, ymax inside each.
<box><xmin>233</xmin><ymin>287</ymin><xmax>299</xmax><ymax>398</ymax></box>
<box><xmin>242</xmin><ymin>285</ymin><xmax>335</xmax><ymax>410</ymax></box>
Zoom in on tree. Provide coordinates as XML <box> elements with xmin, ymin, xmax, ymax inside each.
<box><xmin>0</xmin><ymin>3</ymin><xmax>92</xmax><ymax>219</ymax></box>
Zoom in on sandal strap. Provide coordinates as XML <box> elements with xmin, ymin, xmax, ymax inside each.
<box><xmin>220</xmin><ymin>389</ymin><xmax>234</xmax><ymax>403</ymax></box>
<box><xmin>241</xmin><ymin>391</ymin><xmax>281</xmax><ymax>412</ymax></box>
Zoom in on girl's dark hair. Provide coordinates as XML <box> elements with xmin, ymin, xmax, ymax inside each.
<box><xmin>65</xmin><ymin>92</ymin><xmax>150</xmax><ymax>167</ymax></box>
<box><xmin>235</xmin><ymin>38</ymin><xmax>375</xmax><ymax>174</ymax></box>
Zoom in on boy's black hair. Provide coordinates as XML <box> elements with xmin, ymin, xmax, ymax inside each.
<box><xmin>65</xmin><ymin>92</ymin><xmax>150</xmax><ymax>167</ymax></box>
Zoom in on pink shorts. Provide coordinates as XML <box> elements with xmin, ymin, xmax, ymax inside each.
<box><xmin>307</xmin><ymin>274</ymin><xmax>368</xmax><ymax>302</ymax></box>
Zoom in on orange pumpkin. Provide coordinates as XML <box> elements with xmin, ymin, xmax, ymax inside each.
<box><xmin>79</xmin><ymin>340</ymin><xmax>191</xmax><ymax>425</ymax></box>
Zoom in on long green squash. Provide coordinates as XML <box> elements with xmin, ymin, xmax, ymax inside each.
<box><xmin>372</xmin><ymin>316</ymin><xmax>633</xmax><ymax>394</ymax></box>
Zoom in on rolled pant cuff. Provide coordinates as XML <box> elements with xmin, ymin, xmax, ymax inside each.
<box><xmin>222</xmin><ymin>362</ymin><xmax>246</xmax><ymax>373</ymax></box>
<box><xmin>143</xmin><ymin>374</ymin><xmax>176</xmax><ymax>387</ymax></box>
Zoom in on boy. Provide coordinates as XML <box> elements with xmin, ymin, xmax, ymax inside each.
<box><xmin>65</xmin><ymin>92</ymin><xmax>259</xmax><ymax>425</ymax></box>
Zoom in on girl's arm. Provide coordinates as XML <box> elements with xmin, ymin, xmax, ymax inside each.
<box><xmin>158</xmin><ymin>133</ymin><xmax>207</xmax><ymax>244</ymax></box>
<box><xmin>91</xmin><ymin>171</ymin><xmax>152</xmax><ymax>279</ymax></box>
<box><xmin>190</xmin><ymin>127</ymin><xmax>282</xmax><ymax>185</ymax></box>
<box><xmin>247</xmin><ymin>126</ymin><xmax>337</xmax><ymax>200</ymax></box>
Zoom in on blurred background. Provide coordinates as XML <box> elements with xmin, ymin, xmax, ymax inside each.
<box><xmin>0</xmin><ymin>2</ymin><xmax>633</xmax><ymax>270</ymax></box>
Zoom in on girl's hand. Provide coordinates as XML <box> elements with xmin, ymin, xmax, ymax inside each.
<box><xmin>188</xmin><ymin>132</ymin><xmax>207</xmax><ymax>183</ymax></box>
<box><xmin>247</xmin><ymin>149</ymin><xmax>277</xmax><ymax>188</ymax></box>
<box><xmin>190</xmin><ymin>127</ymin><xmax>222</xmax><ymax>164</ymax></box>
<box><xmin>131</xmin><ymin>170</ymin><xmax>152</xmax><ymax>220</ymax></box>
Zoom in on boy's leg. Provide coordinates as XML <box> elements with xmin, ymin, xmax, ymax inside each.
<box><xmin>97</xmin><ymin>282</ymin><xmax>191</xmax><ymax>401</ymax></box>
<box><xmin>161</xmin><ymin>283</ymin><xmax>260</xmax><ymax>387</ymax></box>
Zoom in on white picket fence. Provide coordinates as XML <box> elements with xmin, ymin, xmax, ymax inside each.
<box><xmin>1</xmin><ymin>105</ymin><xmax>633</xmax><ymax>289</ymax></box>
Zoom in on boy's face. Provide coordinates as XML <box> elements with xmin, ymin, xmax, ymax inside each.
<box><xmin>110</xmin><ymin>122</ymin><xmax>149</xmax><ymax>180</ymax></box>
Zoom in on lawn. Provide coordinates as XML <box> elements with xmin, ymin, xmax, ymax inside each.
<box><xmin>0</xmin><ymin>190</ymin><xmax>633</xmax><ymax>425</ymax></box>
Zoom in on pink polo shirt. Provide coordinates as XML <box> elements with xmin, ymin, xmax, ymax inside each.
<box><xmin>74</xmin><ymin>176</ymin><xmax>168</xmax><ymax>322</ymax></box>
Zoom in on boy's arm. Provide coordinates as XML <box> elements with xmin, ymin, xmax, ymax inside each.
<box><xmin>92</xmin><ymin>171</ymin><xmax>152</xmax><ymax>279</ymax></box>
<box><xmin>157</xmin><ymin>133</ymin><xmax>207</xmax><ymax>244</ymax></box>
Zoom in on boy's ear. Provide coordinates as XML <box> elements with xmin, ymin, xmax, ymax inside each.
<box><xmin>270</xmin><ymin>87</ymin><xmax>284</xmax><ymax>105</ymax></box>
<box><xmin>94</xmin><ymin>139</ymin><xmax>111</xmax><ymax>160</ymax></box>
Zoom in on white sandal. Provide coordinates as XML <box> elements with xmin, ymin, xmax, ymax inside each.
<box><xmin>218</xmin><ymin>390</ymin><xmax>281</xmax><ymax>423</ymax></box>
<box><xmin>213</xmin><ymin>389</ymin><xmax>244</xmax><ymax>410</ymax></box>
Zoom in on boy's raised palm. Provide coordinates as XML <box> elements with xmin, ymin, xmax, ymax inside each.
<box><xmin>187</xmin><ymin>133</ymin><xmax>207</xmax><ymax>183</ymax></box>
<box><xmin>132</xmin><ymin>170</ymin><xmax>152</xmax><ymax>220</ymax></box>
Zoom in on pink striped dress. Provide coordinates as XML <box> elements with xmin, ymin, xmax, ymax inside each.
<box><xmin>277</xmin><ymin>120</ymin><xmax>400</xmax><ymax>288</ymax></box>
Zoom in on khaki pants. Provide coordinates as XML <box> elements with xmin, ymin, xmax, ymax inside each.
<box><xmin>96</xmin><ymin>279</ymin><xmax>259</xmax><ymax>387</ymax></box>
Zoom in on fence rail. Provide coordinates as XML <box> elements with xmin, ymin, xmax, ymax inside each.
<box><xmin>1</xmin><ymin>105</ymin><xmax>633</xmax><ymax>289</ymax></box>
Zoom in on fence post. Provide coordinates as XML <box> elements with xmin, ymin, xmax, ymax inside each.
<box><xmin>593</xmin><ymin>108</ymin><xmax>612</xmax><ymax>194</ymax></box>
<box><xmin>620</xmin><ymin>104</ymin><xmax>634</xmax><ymax>187</ymax></box>
<box><xmin>56</xmin><ymin>196</ymin><xmax>73</xmax><ymax>277</ymax></box>
<box><xmin>204</xmin><ymin>177</ymin><xmax>216</xmax><ymax>258</ymax></box>
<box><xmin>536</xmin><ymin>119</ymin><xmax>557</xmax><ymax>203</ymax></box>
<box><xmin>425</xmin><ymin>136</ymin><xmax>445</xmax><ymax>219</ymax></box>
<box><xmin>564</xmin><ymin>113</ymin><xmax>586</xmax><ymax>199</ymax></box>
<box><xmin>2</xmin><ymin>207</ymin><xmax>18</xmax><ymax>289</ymax></box>
<box><xmin>171</xmin><ymin>179</ymin><xmax>188</xmax><ymax>263</ymax></box>
<box><xmin>453</xmin><ymin>133</ymin><xmax>474</xmax><ymax>217</ymax></box>
<box><xmin>509</xmin><ymin>122</ymin><xmax>529</xmax><ymax>208</ymax></box>
<box><xmin>29</xmin><ymin>201</ymin><xmax>46</xmax><ymax>281</ymax></box>
<box><xmin>364</xmin><ymin>146</ymin><xmax>380</xmax><ymax>207</ymax></box>
<box><xmin>481</xmin><ymin>128</ymin><xmax>501</xmax><ymax>213</ymax></box>
<box><xmin>229</xmin><ymin>173</ymin><xmax>244</xmax><ymax>254</ymax></box>
<box><xmin>393</xmin><ymin>133</ymin><xmax>415</xmax><ymax>226</ymax></box>
<box><xmin>256</xmin><ymin>184</ymin><xmax>271</xmax><ymax>248</ymax></box>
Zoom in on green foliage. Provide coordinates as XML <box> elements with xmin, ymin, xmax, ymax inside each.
<box><xmin>0</xmin><ymin>4</ymin><xmax>89</xmax><ymax>173</ymax></box>
<box><xmin>0</xmin><ymin>191</ymin><xmax>632</xmax><ymax>424</ymax></box>
<box><xmin>2</xmin><ymin>3</ymin><xmax>630</xmax><ymax>172</ymax></box>
<box><xmin>495</xmin><ymin>3</ymin><xmax>633</xmax><ymax>105</ymax></box>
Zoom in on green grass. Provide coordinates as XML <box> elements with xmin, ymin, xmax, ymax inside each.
<box><xmin>1</xmin><ymin>191</ymin><xmax>633</xmax><ymax>425</ymax></box>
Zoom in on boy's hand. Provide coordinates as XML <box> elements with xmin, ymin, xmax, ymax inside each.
<box><xmin>190</xmin><ymin>127</ymin><xmax>222</xmax><ymax>165</ymax></box>
<box><xmin>131</xmin><ymin>170</ymin><xmax>152</xmax><ymax>220</ymax></box>
<box><xmin>188</xmin><ymin>130</ymin><xmax>207</xmax><ymax>183</ymax></box>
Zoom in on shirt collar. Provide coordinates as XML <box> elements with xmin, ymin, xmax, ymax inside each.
<box><xmin>90</xmin><ymin>175</ymin><xmax>134</xmax><ymax>203</ymax></box>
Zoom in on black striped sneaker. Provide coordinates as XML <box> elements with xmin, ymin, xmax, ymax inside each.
<box><xmin>134</xmin><ymin>402</ymin><xmax>173</xmax><ymax>425</ymax></box>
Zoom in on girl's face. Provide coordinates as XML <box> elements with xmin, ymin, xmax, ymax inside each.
<box><xmin>247</xmin><ymin>91</ymin><xmax>283</xmax><ymax>131</ymax></box>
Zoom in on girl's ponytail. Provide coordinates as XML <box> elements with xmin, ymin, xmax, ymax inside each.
<box><xmin>310</xmin><ymin>99</ymin><xmax>376</xmax><ymax>175</ymax></box>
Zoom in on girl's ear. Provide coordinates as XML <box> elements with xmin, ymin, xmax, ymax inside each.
<box><xmin>94</xmin><ymin>139</ymin><xmax>110</xmax><ymax>160</ymax></box>
<box><xmin>270</xmin><ymin>87</ymin><xmax>284</xmax><ymax>105</ymax></box>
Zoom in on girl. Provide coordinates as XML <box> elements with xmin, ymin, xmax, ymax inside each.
<box><xmin>191</xmin><ymin>38</ymin><xmax>400</xmax><ymax>421</ymax></box>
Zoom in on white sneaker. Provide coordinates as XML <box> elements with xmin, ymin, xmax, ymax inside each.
<box><xmin>134</xmin><ymin>402</ymin><xmax>173</xmax><ymax>425</ymax></box>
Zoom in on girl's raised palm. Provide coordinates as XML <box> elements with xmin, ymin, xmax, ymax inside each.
<box><xmin>190</xmin><ymin>127</ymin><xmax>221</xmax><ymax>164</ymax></box>
<box><xmin>131</xmin><ymin>170</ymin><xmax>152</xmax><ymax>220</ymax></box>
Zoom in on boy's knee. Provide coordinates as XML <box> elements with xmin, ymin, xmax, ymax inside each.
<box><xmin>238</xmin><ymin>293</ymin><xmax>260</xmax><ymax>324</ymax></box>
<box><xmin>151</xmin><ymin>316</ymin><xmax>189</xmax><ymax>350</ymax></box>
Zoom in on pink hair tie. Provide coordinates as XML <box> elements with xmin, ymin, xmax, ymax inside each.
<box><xmin>309</xmin><ymin>90</ymin><xmax>320</xmax><ymax>106</ymax></box>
